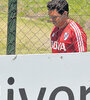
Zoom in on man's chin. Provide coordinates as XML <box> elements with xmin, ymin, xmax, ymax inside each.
<box><xmin>54</xmin><ymin>24</ymin><xmax>59</xmax><ymax>27</ymax></box>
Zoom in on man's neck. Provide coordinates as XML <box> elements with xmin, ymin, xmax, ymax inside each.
<box><xmin>58</xmin><ymin>18</ymin><xmax>71</xmax><ymax>29</ymax></box>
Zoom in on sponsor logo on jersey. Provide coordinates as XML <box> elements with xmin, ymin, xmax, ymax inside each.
<box><xmin>51</xmin><ymin>41</ymin><xmax>66</xmax><ymax>51</ymax></box>
<box><xmin>64</xmin><ymin>32</ymin><xmax>69</xmax><ymax>40</ymax></box>
<box><xmin>52</xmin><ymin>33</ymin><xmax>55</xmax><ymax>37</ymax></box>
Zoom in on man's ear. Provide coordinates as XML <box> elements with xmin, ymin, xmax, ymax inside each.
<box><xmin>63</xmin><ymin>11</ymin><xmax>68</xmax><ymax>16</ymax></box>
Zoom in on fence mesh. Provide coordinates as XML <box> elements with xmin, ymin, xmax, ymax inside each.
<box><xmin>0</xmin><ymin>0</ymin><xmax>8</xmax><ymax>54</ymax></box>
<box><xmin>0</xmin><ymin>0</ymin><xmax>90</xmax><ymax>55</ymax></box>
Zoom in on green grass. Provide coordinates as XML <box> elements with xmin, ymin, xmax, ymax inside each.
<box><xmin>16</xmin><ymin>17</ymin><xmax>52</xmax><ymax>54</ymax></box>
<box><xmin>68</xmin><ymin>0</ymin><xmax>90</xmax><ymax>15</ymax></box>
<box><xmin>0</xmin><ymin>18</ymin><xmax>7</xmax><ymax>55</ymax></box>
<box><xmin>0</xmin><ymin>0</ymin><xmax>90</xmax><ymax>54</ymax></box>
<box><xmin>0</xmin><ymin>0</ymin><xmax>8</xmax><ymax>17</ymax></box>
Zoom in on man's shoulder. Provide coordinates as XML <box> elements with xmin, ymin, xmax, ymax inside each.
<box><xmin>69</xmin><ymin>20</ymin><xmax>86</xmax><ymax>36</ymax></box>
<box><xmin>69</xmin><ymin>20</ymin><xmax>83</xmax><ymax>31</ymax></box>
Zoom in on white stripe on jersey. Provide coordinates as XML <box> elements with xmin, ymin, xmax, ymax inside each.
<box><xmin>70</xmin><ymin>21</ymin><xmax>84</xmax><ymax>52</ymax></box>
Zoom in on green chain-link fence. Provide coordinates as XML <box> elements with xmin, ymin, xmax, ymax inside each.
<box><xmin>0</xmin><ymin>0</ymin><xmax>90</xmax><ymax>55</ymax></box>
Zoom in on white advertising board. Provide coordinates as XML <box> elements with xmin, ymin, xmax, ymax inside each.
<box><xmin>0</xmin><ymin>53</ymin><xmax>90</xmax><ymax>100</ymax></box>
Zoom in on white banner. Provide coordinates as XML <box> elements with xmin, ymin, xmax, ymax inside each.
<box><xmin>0</xmin><ymin>53</ymin><xmax>90</xmax><ymax>100</ymax></box>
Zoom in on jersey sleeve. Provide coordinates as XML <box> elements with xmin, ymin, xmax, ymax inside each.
<box><xmin>72</xmin><ymin>30</ymin><xmax>87</xmax><ymax>52</ymax></box>
<box><xmin>70</xmin><ymin>21</ymin><xmax>87</xmax><ymax>52</ymax></box>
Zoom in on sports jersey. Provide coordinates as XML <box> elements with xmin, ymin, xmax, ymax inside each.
<box><xmin>51</xmin><ymin>20</ymin><xmax>87</xmax><ymax>53</ymax></box>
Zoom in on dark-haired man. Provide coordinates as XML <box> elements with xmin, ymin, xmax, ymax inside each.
<box><xmin>47</xmin><ymin>0</ymin><xmax>87</xmax><ymax>53</ymax></box>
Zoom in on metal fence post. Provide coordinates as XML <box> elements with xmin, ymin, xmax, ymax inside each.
<box><xmin>7</xmin><ymin>0</ymin><xmax>17</xmax><ymax>55</ymax></box>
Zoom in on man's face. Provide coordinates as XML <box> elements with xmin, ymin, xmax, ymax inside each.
<box><xmin>48</xmin><ymin>9</ymin><xmax>65</xmax><ymax>27</ymax></box>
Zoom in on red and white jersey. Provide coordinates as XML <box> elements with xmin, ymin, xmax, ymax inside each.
<box><xmin>51</xmin><ymin>20</ymin><xmax>87</xmax><ymax>53</ymax></box>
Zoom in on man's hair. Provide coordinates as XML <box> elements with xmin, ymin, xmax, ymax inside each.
<box><xmin>47</xmin><ymin>0</ymin><xmax>69</xmax><ymax>15</ymax></box>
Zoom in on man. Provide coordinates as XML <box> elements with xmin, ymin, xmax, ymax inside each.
<box><xmin>47</xmin><ymin>0</ymin><xmax>87</xmax><ymax>53</ymax></box>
